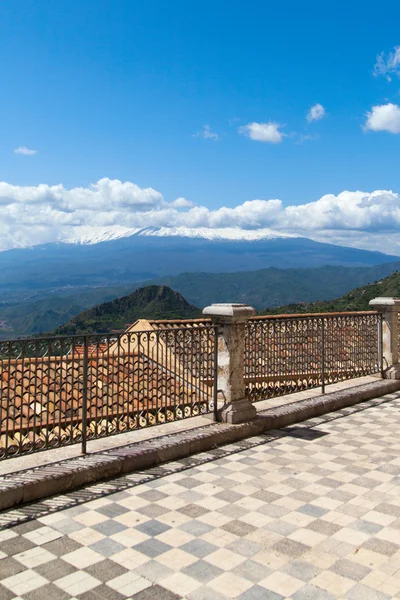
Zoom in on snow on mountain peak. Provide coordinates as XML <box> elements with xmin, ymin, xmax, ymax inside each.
<box><xmin>64</xmin><ymin>226</ymin><xmax>295</xmax><ymax>245</ymax></box>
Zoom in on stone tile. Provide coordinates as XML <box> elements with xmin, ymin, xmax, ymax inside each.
<box><xmin>362</xmin><ymin>538</ymin><xmax>400</xmax><ymax>556</ymax></box>
<box><xmin>180</xmin><ymin>539</ymin><xmax>220</xmax><ymax>559</ymax></box>
<box><xmin>35</xmin><ymin>558</ymin><xmax>77</xmax><ymax>582</ymax></box>
<box><xmin>0</xmin><ymin>556</ymin><xmax>25</xmax><ymax>579</ymax></box>
<box><xmin>23</xmin><ymin>582</ymin><xmax>72</xmax><ymax>600</ymax></box>
<box><xmin>183</xmin><ymin>559</ymin><xmax>224</xmax><ymax>583</ymax></box>
<box><xmin>89</xmin><ymin>538</ymin><xmax>126</xmax><ymax>558</ymax></box>
<box><xmin>41</xmin><ymin>536</ymin><xmax>82</xmax><ymax>556</ymax></box>
<box><xmin>237</xmin><ymin>584</ymin><xmax>284</xmax><ymax>599</ymax></box>
<box><xmin>131</xmin><ymin>584</ymin><xmax>181</xmax><ymax>599</ymax></box>
<box><xmin>0</xmin><ymin>535</ymin><xmax>36</xmax><ymax>556</ymax></box>
<box><xmin>291</xmin><ymin>584</ymin><xmax>336</xmax><ymax>599</ymax></box>
<box><xmin>78</xmin><ymin>583</ymin><xmax>128</xmax><ymax>600</ymax></box>
<box><xmin>136</xmin><ymin>519</ymin><xmax>171</xmax><ymax>537</ymax></box>
<box><xmin>272</xmin><ymin>538</ymin><xmax>309</xmax><ymax>558</ymax></box>
<box><xmin>222</xmin><ymin>520</ymin><xmax>256</xmax><ymax>537</ymax></box>
<box><xmin>281</xmin><ymin>559</ymin><xmax>320</xmax><ymax>582</ymax></box>
<box><xmin>132</xmin><ymin>538</ymin><xmax>172</xmax><ymax>558</ymax></box>
<box><xmin>331</xmin><ymin>558</ymin><xmax>371</xmax><ymax>581</ymax></box>
<box><xmin>344</xmin><ymin>583</ymin><xmax>391</xmax><ymax>599</ymax></box>
<box><xmin>84</xmin><ymin>559</ymin><xmax>128</xmax><ymax>582</ymax></box>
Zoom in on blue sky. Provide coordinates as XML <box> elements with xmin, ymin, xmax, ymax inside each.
<box><xmin>1</xmin><ymin>0</ymin><xmax>400</xmax><ymax>253</ymax></box>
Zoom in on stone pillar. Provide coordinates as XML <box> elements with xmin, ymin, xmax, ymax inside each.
<box><xmin>369</xmin><ymin>297</ymin><xmax>400</xmax><ymax>379</ymax></box>
<box><xmin>202</xmin><ymin>303</ymin><xmax>257</xmax><ymax>424</ymax></box>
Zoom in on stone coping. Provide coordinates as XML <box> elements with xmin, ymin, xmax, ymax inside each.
<box><xmin>0</xmin><ymin>377</ymin><xmax>399</xmax><ymax>512</ymax></box>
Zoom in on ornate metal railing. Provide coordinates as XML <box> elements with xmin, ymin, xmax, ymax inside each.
<box><xmin>0</xmin><ymin>327</ymin><xmax>217</xmax><ymax>459</ymax></box>
<box><xmin>245</xmin><ymin>312</ymin><xmax>382</xmax><ymax>402</ymax></box>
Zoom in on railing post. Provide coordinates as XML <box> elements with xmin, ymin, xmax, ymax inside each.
<box><xmin>321</xmin><ymin>317</ymin><xmax>326</xmax><ymax>394</ymax></box>
<box><xmin>369</xmin><ymin>297</ymin><xmax>400</xmax><ymax>379</ymax></box>
<box><xmin>81</xmin><ymin>336</ymin><xmax>89</xmax><ymax>454</ymax></box>
<box><xmin>203</xmin><ymin>303</ymin><xmax>257</xmax><ymax>424</ymax></box>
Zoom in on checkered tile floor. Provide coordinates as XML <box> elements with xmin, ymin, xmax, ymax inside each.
<box><xmin>1</xmin><ymin>393</ymin><xmax>400</xmax><ymax>599</ymax></box>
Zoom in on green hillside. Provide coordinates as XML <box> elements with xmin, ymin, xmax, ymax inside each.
<box><xmin>0</xmin><ymin>285</ymin><xmax>136</xmax><ymax>337</ymax></box>
<box><xmin>153</xmin><ymin>262</ymin><xmax>400</xmax><ymax>309</ymax></box>
<box><xmin>2</xmin><ymin>261</ymin><xmax>400</xmax><ymax>337</ymax></box>
<box><xmin>54</xmin><ymin>285</ymin><xmax>201</xmax><ymax>334</ymax></box>
<box><xmin>264</xmin><ymin>271</ymin><xmax>400</xmax><ymax>314</ymax></box>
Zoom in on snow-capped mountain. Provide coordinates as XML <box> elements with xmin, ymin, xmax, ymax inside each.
<box><xmin>1</xmin><ymin>228</ymin><xmax>399</xmax><ymax>293</ymax></box>
<box><xmin>64</xmin><ymin>226</ymin><xmax>295</xmax><ymax>245</ymax></box>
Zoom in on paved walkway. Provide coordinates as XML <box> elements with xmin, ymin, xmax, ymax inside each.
<box><xmin>0</xmin><ymin>392</ymin><xmax>400</xmax><ymax>599</ymax></box>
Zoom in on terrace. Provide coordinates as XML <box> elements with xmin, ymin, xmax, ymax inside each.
<box><xmin>0</xmin><ymin>297</ymin><xmax>399</xmax><ymax>598</ymax></box>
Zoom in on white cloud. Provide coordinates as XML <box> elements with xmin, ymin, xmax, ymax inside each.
<box><xmin>373</xmin><ymin>46</ymin><xmax>400</xmax><ymax>81</ymax></box>
<box><xmin>14</xmin><ymin>146</ymin><xmax>38</xmax><ymax>155</ymax></box>
<box><xmin>169</xmin><ymin>197</ymin><xmax>194</xmax><ymax>208</ymax></box>
<box><xmin>0</xmin><ymin>178</ymin><xmax>400</xmax><ymax>255</ymax></box>
<box><xmin>364</xmin><ymin>103</ymin><xmax>400</xmax><ymax>133</ymax></box>
<box><xmin>238</xmin><ymin>121</ymin><xmax>284</xmax><ymax>143</ymax></box>
<box><xmin>306</xmin><ymin>104</ymin><xmax>326</xmax><ymax>123</ymax></box>
<box><xmin>193</xmin><ymin>125</ymin><xmax>219</xmax><ymax>140</ymax></box>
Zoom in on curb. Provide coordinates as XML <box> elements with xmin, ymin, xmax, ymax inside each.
<box><xmin>1</xmin><ymin>379</ymin><xmax>399</xmax><ymax>511</ymax></box>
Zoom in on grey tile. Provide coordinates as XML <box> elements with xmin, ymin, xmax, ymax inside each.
<box><xmin>96</xmin><ymin>503</ymin><xmax>130</xmax><ymax>518</ymax></box>
<box><xmin>131</xmin><ymin>584</ymin><xmax>181</xmax><ymax>599</ymax></box>
<box><xmin>135</xmin><ymin>559</ymin><xmax>173</xmax><ymax>583</ymax></box>
<box><xmin>281</xmin><ymin>559</ymin><xmax>320</xmax><ymax>582</ymax></box>
<box><xmin>89</xmin><ymin>538</ymin><xmax>126</xmax><ymax>557</ymax></box>
<box><xmin>23</xmin><ymin>583</ymin><xmax>72</xmax><ymax>600</ymax></box>
<box><xmin>79</xmin><ymin>584</ymin><xmax>128</xmax><ymax>600</ymax></box>
<box><xmin>361</xmin><ymin>537</ymin><xmax>400</xmax><ymax>556</ymax></box>
<box><xmin>138</xmin><ymin>490</ymin><xmax>168</xmax><ymax>502</ymax></box>
<box><xmin>92</xmin><ymin>519</ymin><xmax>127</xmax><ymax>536</ymax></box>
<box><xmin>35</xmin><ymin>558</ymin><xmax>76</xmax><ymax>581</ymax></box>
<box><xmin>51</xmin><ymin>518</ymin><xmax>85</xmax><ymax>534</ymax></box>
<box><xmin>136</xmin><ymin>504</ymin><xmax>170</xmax><ymax>518</ymax></box>
<box><xmin>344</xmin><ymin>583</ymin><xmax>391</xmax><ymax>600</ymax></box>
<box><xmin>183</xmin><ymin>559</ymin><xmax>224</xmax><ymax>582</ymax></box>
<box><xmin>179</xmin><ymin>520</ymin><xmax>213</xmax><ymax>536</ymax></box>
<box><xmin>178</xmin><ymin>504</ymin><xmax>210</xmax><ymax>518</ymax></box>
<box><xmin>375</xmin><ymin>502</ymin><xmax>400</xmax><ymax>517</ymax></box>
<box><xmin>222</xmin><ymin>520</ymin><xmax>256</xmax><ymax>537</ymax></box>
<box><xmin>273</xmin><ymin>538</ymin><xmax>309</xmax><ymax>558</ymax></box>
<box><xmin>11</xmin><ymin>520</ymin><xmax>43</xmax><ymax>535</ymax></box>
<box><xmin>217</xmin><ymin>504</ymin><xmax>247</xmax><ymax>519</ymax></box>
<box><xmin>136</xmin><ymin>519</ymin><xmax>171</xmax><ymax>537</ymax></box>
<box><xmin>239</xmin><ymin>585</ymin><xmax>284</xmax><ymax>599</ymax></box>
<box><xmin>0</xmin><ymin>556</ymin><xmax>25</xmax><ymax>579</ymax></box>
<box><xmin>297</xmin><ymin>504</ymin><xmax>328</xmax><ymax>518</ymax></box>
<box><xmin>348</xmin><ymin>520</ymin><xmax>383</xmax><ymax>535</ymax></box>
<box><xmin>42</xmin><ymin>537</ymin><xmax>82</xmax><ymax>556</ymax></box>
<box><xmin>291</xmin><ymin>584</ymin><xmax>336</xmax><ymax>600</ymax></box>
<box><xmin>331</xmin><ymin>558</ymin><xmax>371</xmax><ymax>581</ymax></box>
<box><xmin>214</xmin><ymin>490</ymin><xmax>244</xmax><ymax>503</ymax></box>
<box><xmin>180</xmin><ymin>539</ymin><xmax>220</xmax><ymax>558</ymax></box>
<box><xmin>235</xmin><ymin>559</ymin><xmax>271</xmax><ymax>583</ymax></box>
<box><xmin>0</xmin><ymin>584</ymin><xmax>14</xmax><ymax>600</ymax></box>
<box><xmin>1</xmin><ymin>535</ymin><xmax>35</xmax><ymax>556</ymax></box>
<box><xmin>177</xmin><ymin>477</ymin><xmax>203</xmax><ymax>489</ymax></box>
<box><xmin>188</xmin><ymin>585</ymin><xmax>228</xmax><ymax>600</ymax></box>
<box><xmin>132</xmin><ymin>538</ymin><xmax>172</xmax><ymax>558</ymax></box>
<box><xmin>226</xmin><ymin>539</ymin><xmax>263</xmax><ymax>558</ymax></box>
<box><xmin>264</xmin><ymin>520</ymin><xmax>298</xmax><ymax>536</ymax></box>
<box><xmin>306</xmin><ymin>519</ymin><xmax>341</xmax><ymax>536</ymax></box>
<box><xmin>84</xmin><ymin>559</ymin><xmax>128</xmax><ymax>582</ymax></box>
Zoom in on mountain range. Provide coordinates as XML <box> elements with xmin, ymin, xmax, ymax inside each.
<box><xmin>0</xmin><ymin>228</ymin><xmax>398</xmax><ymax>292</ymax></box>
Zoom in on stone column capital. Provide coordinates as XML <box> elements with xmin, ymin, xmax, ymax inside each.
<box><xmin>369</xmin><ymin>297</ymin><xmax>400</xmax><ymax>312</ymax></box>
<box><xmin>202</xmin><ymin>303</ymin><xmax>256</xmax><ymax>324</ymax></box>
